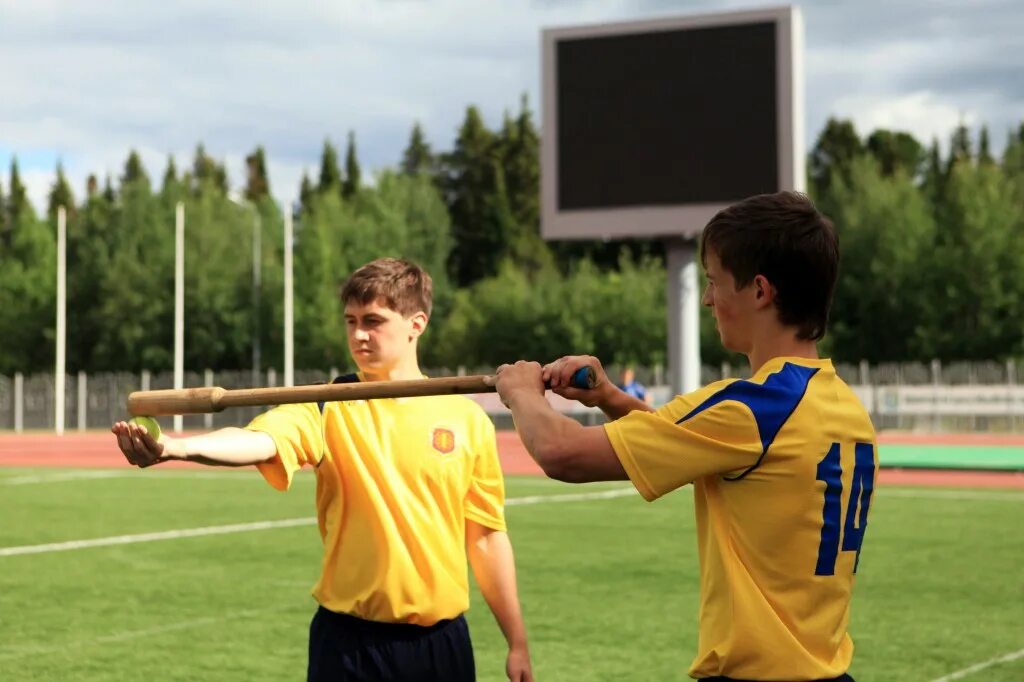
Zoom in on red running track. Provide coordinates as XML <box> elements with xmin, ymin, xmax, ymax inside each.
<box><xmin>1</xmin><ymin>431</ymin><xmax>1022</xmax><ymax>489</ymax></box>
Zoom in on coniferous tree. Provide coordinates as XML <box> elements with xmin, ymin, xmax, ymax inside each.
<box><xmin>161</xmin><ymin>158</ymin><xmax>178</xmax><ymax>192</ymax></box>
<box><xmin>181</xmin><ymin>178</ymin><xmax>250</xmax><ymax>370</ymax></box>
<box><xmin>89</xmin><ymin>151</ymin><xmax>169</xmax><ymax>369</ymax></box>
<box><xmin>0</xmin><ymin>164</ymin><xmax>11</xmax><ymax>248</ymax></box>
<box><xmin>160</xmin><ymin>156</ymin><xmax>185</xmax><ymax>208</ymax></box>
<box><xmin>102</xmin><ymin>174</ymin><xmax>116</xmax><ymax>203</ymax></box>
<box><xmin>1004</xmin><ymin>123</ymin><xmax>1024</xmax><ymax>171</ymax></box>
<box><xmin>484</xmin><ymin>160</ymin><xmax>518</xmax><ymax>266</ymax></box>
<box><xmin>214</xmin><ymin>164</ymin><xmax>229</xmax><ymax>194</ymax></box>
<box><xmin>192</xmin><ymin>144</ymin><xmax>214</xmax><ymax>189</ymax></box>
<box><xmin>1003</xmin><ymin>124</ymin><xmax>1024</xmax><ymax>202</ymax></box>
<box><xmin>865</xmin><ymin>129</ymin><xmax>924</xmax><ymax>178</ymax></box>
<box><xmin>1</xmin><ymin>158</ymin><xmax>29</xmax><ymax>251</ymax></box>
<box><xmin>68</xmin><ymin>169</ymin><xmax>121</xmax><ymax>372</ymax></box>
<box><xmin>245</xmin><ymin>146</ymin><xmax>271</xmax><ymax>200</ymax></box>
<box><xmin>947</xmin><ymin>123</ymin><xmax>972</xmax><ymax>172</ymax></box>
<box><xmin>978</xmin><ymin>126</ymin><xmax>994</xmax><ymax>166</ymax></box>
<box><xmin>930</xmin><ymin>158</ymin><xmax>1022</xmax><ymax>359</ymax></box>
<box><xmin>826</xmin><ymin>155</ymin><xmax>936</xmax><ymax>361</ymax></box>
<box><xmin>441</xmin><ymin>105</ymin><xmax>504</xmax><ymax>285</ymax></box>
<box><xmin>123</xmin><ymin>150</ymin><xmax>149</xmax><ymax>187</ymax></box>
<box><xmin>318</xmin><ymin>140</ymin><xmax>342</xmax><ymax>194</ymax></box>
<box><xmin>922</xmin><ymin>138</ymin><xmax>945</xmax><ymax>205</ymax></box>
<box><xmin>372</xmin><ymin>170</ymin><xmax>454</xmax><ymax>303</ymax></box>
<box><xmin>191</xmin><ymin>144</ymin><xmax>228</xmax><ymax>195</ymax></box>
<box><xmin>0</xmin><ymin>158</ymin><xmax>54</xmax><ymax>373</ymax></box>
<box><xmin>0</xmin><ymin>116</ymin><xmax>1020</xmax><ymax>372</ymax></box>
<box><xmin>502</xmin><ymin>94</ymin><xmax>540</xmax><ymax>235</ymax></box>
<box><xmin>299</xmin><ymin>171</ymin><xmax>316</xmax><ymax>213</ymax></box>
<box><xmin>6</xmin><ymin>158</ymin><xmax>29</xmax><ymax>225</ymax></box>
<box><xmin>343</xmin><ymin>131</ymin><xmax>361</xmax><ymax>199</ymax></box>
<box><xmin>496</xmin><ymin>95</ymin><xmax>559</xmax><ymax>274</ymax></box>
<box><xmin>401</xmin><ymin>122</ymin><xmax>434</xmax><ymax>175</ymax></box>
<box><xmin>293</xmin><ymin>188</ymin><xmax>347</xmax><ymax>368</ymax></box>
<box><xmin>69</xmin><ymin>173</ymin><xmax>115</xmax><ymax>370</ymax></box>
<box><xmin>47</xmin><ymin>162</ymin><xmax>76</xmax><ymax>221</ymax></box>
<box><xmin>0</xmin><ymin>179</ymin><xmax>6</xmax><ymax>246</ymax></box>
<box><xmin>810</xmin><ymin>118</ymin><xmax>864</xmax><ymax>195</ymax></box>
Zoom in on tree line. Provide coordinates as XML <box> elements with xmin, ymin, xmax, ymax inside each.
<box><xmin>1</xmin><ymin>98</ymin><xmax>1022</xmax><ymax>376</ymax></box>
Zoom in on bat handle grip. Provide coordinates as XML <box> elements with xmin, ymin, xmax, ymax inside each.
<box><xmin>569</xmin><ymin>366</ymin><xmax>597</xmax><ymax>390</ymax></box>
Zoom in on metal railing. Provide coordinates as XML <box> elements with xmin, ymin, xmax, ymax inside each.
<box><xmin>0</xmin><ymin>359</ymin><xmax>1021</xmax><ymax>433</ymax></box>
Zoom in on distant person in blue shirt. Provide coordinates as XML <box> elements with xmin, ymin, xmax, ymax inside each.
<box><xmin>617</xmin><ymin>367</ymin><xmax>653</xmax><ymax>405</ymax></box>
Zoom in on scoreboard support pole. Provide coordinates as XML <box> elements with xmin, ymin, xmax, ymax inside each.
<box><xmin>666</xmin><ymin>237</ymin><xmax>702</xmax><ymax>397</ymax></box>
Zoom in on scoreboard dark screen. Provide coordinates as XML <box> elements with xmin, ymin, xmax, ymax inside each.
<box><xmin>556</xmin><ymin>21</ymin><xmax>778</xmax><ymax>210</ymax></box>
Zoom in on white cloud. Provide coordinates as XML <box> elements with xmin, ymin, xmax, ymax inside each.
<box><xmin>1</xmin><ymin>0</ymin><xmax>1021</xmax><ymax>211</ymax></box>
<box><xmin>831</xmin><ymin>91</ymin><xmax>978</xmax><ymax>149</ymax></box>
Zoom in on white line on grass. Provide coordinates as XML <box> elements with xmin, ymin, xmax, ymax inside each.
<box><xmin>0</xmin><ymin>518</ymin><xmax>317</xmax><ymax>557</ymax></box>
<box><xmin>7</xmin><ymin>468</ymin><xmax>1022</xmax><ymax>499</ymax></box>
<box><xmin>929</xmin><ymin>647</ymin><xmax>1024</xmax><ymax>681</ymax></box>
<box><xmin>2</xmin><ymin>470</ymin><xmax>135</xmax><ymax>485</ymax></box>
<box><xmin>506</xmin><ymin>487</ymin><xmax>636</xmax><ymax>506</ymax></box>
<box><xmin>0</xmin><ymin>607</ymin><xmax>281</xmax><ymax>662</ymax></box>
<box><xmin>881</xmin><ymin>489</ymin><xmax>1024</xmax><ymax>503</ymax></box>
<box><xmin>0</xmin><ymin>470</ymin><xmax>605</xmax><ymax>486</ymax></box>
<box><xmin>1</xmin><ymin>470</ymin><xmax>268</xmax><ymax>485</ymax></box>
<box><xmin>0</xmin><ymin>469</ymin><xmax>581</xmax><ymax>485</ymax></box>
<box><xmin>0</xmin><ymin>487</ymin><xmax>638</xmax><ymax>558</ymax></box>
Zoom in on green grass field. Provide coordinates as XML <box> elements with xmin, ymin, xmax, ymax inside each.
<box><xmin>1</xmin><ymin>469</ymin><xmax>1022</xmax><ymax>681</ymax></box>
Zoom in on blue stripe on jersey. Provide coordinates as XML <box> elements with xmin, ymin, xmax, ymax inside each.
<box><xmin>677</xmin><ymin>362</ymin><xmax>819</xmax><ymax>479</ymax></box>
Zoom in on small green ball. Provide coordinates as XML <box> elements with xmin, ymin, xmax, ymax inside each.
<box><xmin>129</xmin><ymin>416</ymin><xmax>162</xmax><ymax>440</ymax></box>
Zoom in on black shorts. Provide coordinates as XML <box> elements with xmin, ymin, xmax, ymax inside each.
<box><xmin>307</xmin><ymin>605</ymin><xmax>476</xmax><ymax>682</ymax></box>
<box><xmin>704</xmin><ymin>671</ymin><xmax>856</xmax><ymax>675</ymax></box>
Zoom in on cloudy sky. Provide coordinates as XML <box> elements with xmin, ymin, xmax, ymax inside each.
<box><xmin>1</xmin><ymin>0</ymin><xmax>1021</xmax><ymax>212</ymax></box>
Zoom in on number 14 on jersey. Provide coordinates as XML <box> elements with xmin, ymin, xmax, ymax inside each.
<box><xmin>815</xmin><ymin>442</ymin><xmax>876</xmax><ymax>576</ymax></box>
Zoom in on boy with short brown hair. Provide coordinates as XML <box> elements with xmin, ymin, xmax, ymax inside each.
<box><xmin>114</xmin><ymin>257</ymin><xmax>534</xmax><ymax>682</ymax></box>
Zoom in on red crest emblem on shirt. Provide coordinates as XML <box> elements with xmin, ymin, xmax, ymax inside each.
<box><xmin>432</xmin><ymin>428</ymin><xmax>455</xmax><ymax>454</ymax></box>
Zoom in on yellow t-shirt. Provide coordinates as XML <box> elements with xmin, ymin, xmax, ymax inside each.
<box><xmin>245</xmin><ymin>378</ymin><xmax>506</xmax><ymax>626</ymax></box>
<box><xmin>605</xmin><ymin>357</ymin><xmax>877</xmax><ymax>680</ymax></box>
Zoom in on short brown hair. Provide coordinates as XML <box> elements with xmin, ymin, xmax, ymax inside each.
<box><xmin>699</xmin><ymin>191</ymin><xmax>838</xmax><ymax>341</ymax></box>
<box><xmin>340</xmin><ymin>258</ymin><xmax>433</xmax><ymax>317</ymax></box>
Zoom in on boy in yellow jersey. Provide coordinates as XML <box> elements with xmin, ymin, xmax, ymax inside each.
<box><xmin>112</xmin><ymin>258</ymin><xmax>534</xmax><ymax>682</ymax></box>
<box><xmin>492</xmin><ymin>191</ymin><xmax>875</xmax><ymax>681</ymax></box>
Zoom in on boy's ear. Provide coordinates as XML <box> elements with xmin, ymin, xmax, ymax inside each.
<box><xmin>752</xmin><ymin>275</ymin><xmax>775</xmax><ymax>308</ymax></box>
<box><xmin>409</xmin><ymin>311</ymin><xmax>428</xmax><ymax>338</ymax></box>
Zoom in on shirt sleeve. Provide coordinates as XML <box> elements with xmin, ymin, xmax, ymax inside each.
<box><xmin>464</xmin><ymin>411</ymin><xmax>507</xmax><ymax>532</ymax></box>
<box><xmin>604</xmin><ymin>392</ymin><xmax>763</xmax><ymax>501</ymax></box>
<box><xmin>244</xmin><ymin>402</ymin><xmax>323</xmax><ymax>491</ymax></box>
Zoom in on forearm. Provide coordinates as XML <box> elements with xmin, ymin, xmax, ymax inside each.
<box><xmin>597</xmin><ymin>388</ymin><xmax>654</xmax><ymax>420</ymax></box>
<box><xmin>165</xmin><ymin>427</ymin><xmax>277</xmax><ymax>466</ymax></box>
<box><xmin>468</xmin><ymin>528</ymin><xmax>529</xmax><ymax>650</ymax></box>
<box><xmin>506</xmin><ymin>391</ymin><xmax>584</xmax><ymax>478</ymax></box>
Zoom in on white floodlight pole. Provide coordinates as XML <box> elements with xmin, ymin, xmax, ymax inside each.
<box><xmin>55</xmin><ymin>206</ymin><xmax>67</xmax><ymax>435</ymax></box>
<box><xmin>174</xmin><ymin>201</ymin><xmax>185</xmax><ymax>433</ymax></box>
<box><xmin>284</xmin><ymin>202</ymin><xmax>294</xmax><ymax>387</ymax></box>
<box><xmin>252</xmin><ymin>207</ymin><xmax>261</xmax><ymax>383</ymax></box>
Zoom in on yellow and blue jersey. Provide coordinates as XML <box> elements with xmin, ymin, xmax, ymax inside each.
<box><xmin>605</xmin><ymin>357</ymin><xmax>877</xmax><ymax>680</ymax></box>
<box><xmin>245</xmin><ymin>374</ymin><xmax>506</xmax><ymax>626</ymax></box>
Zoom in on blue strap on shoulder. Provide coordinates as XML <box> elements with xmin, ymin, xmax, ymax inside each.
<box><xmin>318</xmin><ymin>373</ymin><xmax>360</xmax><ymax>413</ymax></box>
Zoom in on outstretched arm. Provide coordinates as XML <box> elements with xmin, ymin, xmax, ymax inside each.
<box><xmin>112</xmin><ymin>421</ymin><xmax>276</xmax><ymax>468</ymax></box>
<box><xmin>466</xmin><ymin>521</ymin><xmax>533</xmax><ymax>682</ymax></box>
